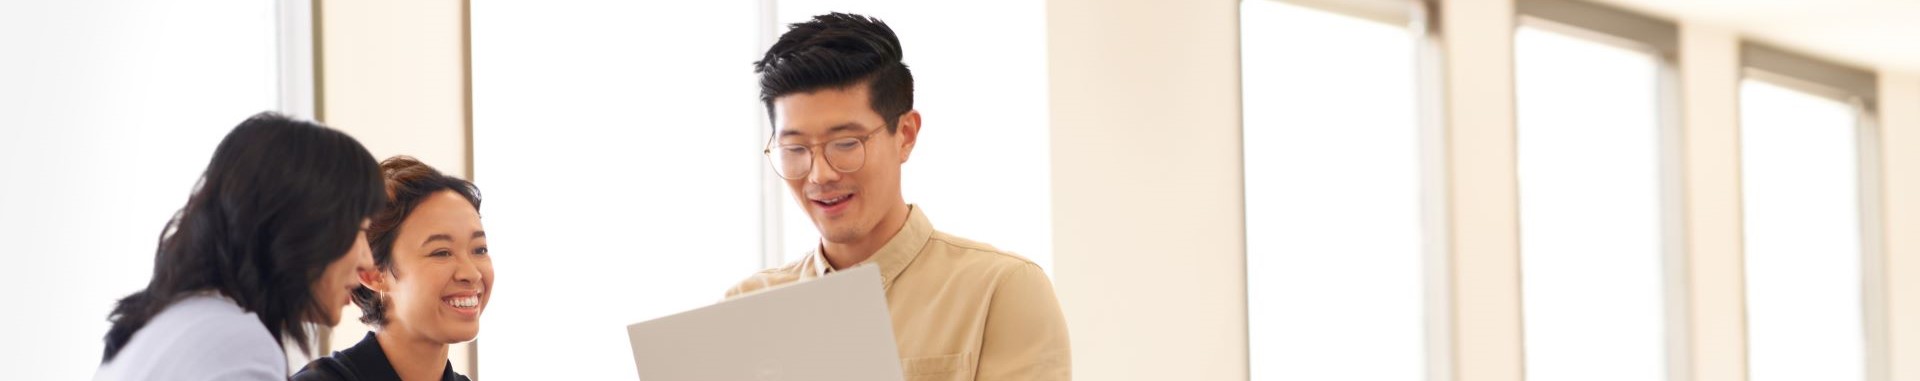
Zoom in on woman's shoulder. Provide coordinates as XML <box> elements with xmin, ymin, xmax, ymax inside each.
<box><xmin>287</xmin><ymin>332</ymin><xmax>472</xmax><ymax>381</ymax></box>
<box><xmin>159</xmin><ymin>295</ymin><xmax>285</xmax><ymax>362</ymax></box>
<box><xmin>94</xmin><ymin>295</ymin><xmax>285</xmax><ymax>380</ymax></box>
<box><xmin>291</xmin><ymin>356</ymin><xmax>356</xmax><ymax>381</ymax></box>
<box><xmin>294</xmin><ymin>332</ymin><xmax>382</xmax><ymax>381</ymax></box>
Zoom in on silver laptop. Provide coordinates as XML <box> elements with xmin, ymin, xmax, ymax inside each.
<box><xmin>627</xmin><ymin>265</ymin><xmax>904</xmax><ymax>381</ymax></box>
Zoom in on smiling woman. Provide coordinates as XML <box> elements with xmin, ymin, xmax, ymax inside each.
<box><xmin>294</xmin><ymin>156</ymin><xmax>489</xmax><ymax>381</ymax></box>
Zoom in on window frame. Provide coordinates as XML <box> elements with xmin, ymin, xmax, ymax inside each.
<box><xmin>1510</xmin><ymin>0</ymin><xmax>1687</xmax><ymax>379</ymax></box>
<box><xmin>1238</xmin><ymin>1</ymin><xmax>1437</xmax><ymax>379</ymax></box>
<box><xmin>1738</xmin><ymin>41</ymin><xmax>1888</xmax><ymax>381</ymax></box>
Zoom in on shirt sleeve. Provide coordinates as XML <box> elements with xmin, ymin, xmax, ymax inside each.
<box><xmin>974</xmin><ymin>263</ymin><xmax>1072</xmax><ymax>380</ymax></box>
<box><xmin>724</xmin><ymin>273</ymin><xmax>770</xmax><ymax>299</ymax></box>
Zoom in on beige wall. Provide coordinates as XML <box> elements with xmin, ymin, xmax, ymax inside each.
<box><xmin>1882</xmin><ymin>72</ymin><xmax>1920</xmax><ymax>381</ymax></box>
<box><xmin>1676</xmin><ymin>22</ymin><xmax>1750</xmax><ymax>381</ymax></box>
<box><xmin>1433</xmin><ymin>0</ymin><xmax>1527</xmax><ymax>380</ymax></box>
<box><xmin>1046</xmin><ymin>0</ymin><xmax>1249</xmax><ymax>380</ymax></box>
<box><xmin>315</xmin><ymin>0</ymin><xmax>476</xmax><ymax>376</ymax></box>
<box><xmin>319</xmin><ymin>0</ymin><xmax>470</xmax><ymax>178</ymax></box>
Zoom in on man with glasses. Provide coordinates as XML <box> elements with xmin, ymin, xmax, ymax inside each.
<box><xmin>725</xmin><ymin>12</ymin><xmax>1070</xmax><ymax>380</ymax></box>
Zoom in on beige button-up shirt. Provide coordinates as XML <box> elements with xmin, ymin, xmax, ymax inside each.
<box><xmin>726</xmin><ymin>206</ymin><xmax>1071</xmax><ymax>380</ymax></box>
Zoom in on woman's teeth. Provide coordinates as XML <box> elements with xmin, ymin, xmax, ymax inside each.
<box><xmin>445</xmin><ymin>294</ymin><xmax>481</xmax><ymax>308</ymax></box>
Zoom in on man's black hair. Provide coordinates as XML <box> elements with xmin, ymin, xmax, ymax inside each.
<box><xmin>755</xmin><ymin>12</ymin><xmax>914</xmax><ymax>133</ymax></box>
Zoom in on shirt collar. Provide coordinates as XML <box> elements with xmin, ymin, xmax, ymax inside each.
<box><xmin>338</xmin><ymin>332</ymin><xmax>465</xmax><ymax>381</ymax></box>
<box><xmin>806</xmin><ymin>205</ymin><xmax>933</xmax><ymax>292</ymax></box>
<box><xmin>340</xmin><ymin>332</ymin><xmax>397</xmax><ymax>381</ymax></box>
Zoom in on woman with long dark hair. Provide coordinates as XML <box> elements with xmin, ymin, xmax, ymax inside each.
<box><xmin>95</xmin><ymin>112</ymin><xmax>387</xmax><ymax>380</ymax></box>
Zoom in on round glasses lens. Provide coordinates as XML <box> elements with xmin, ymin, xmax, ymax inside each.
<box><xmin>773</xmin><ymin>145</ymin><xmax>811</xmax><ymax>179</ymax></box>
<box><xmin>823</xmin><ymin>138</ymin><xmax>866</xmax><ymax>172</ymax></box>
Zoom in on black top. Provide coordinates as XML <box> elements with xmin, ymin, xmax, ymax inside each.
<box><xmin>292</xmin><ymin>332</ymin><xmax>470</xmax><ymax>381</ymax></box>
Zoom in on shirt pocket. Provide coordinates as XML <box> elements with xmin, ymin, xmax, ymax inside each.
<box><xmin>902</xmin><ymin>352</ymin><xmax>974</xmax><ymax>381</ymax></box>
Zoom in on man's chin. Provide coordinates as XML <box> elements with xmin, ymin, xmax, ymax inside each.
<box><xmin>819</xmin><ymin>226</ymin><xmax>865</xmax><ymax>245</ymax></box>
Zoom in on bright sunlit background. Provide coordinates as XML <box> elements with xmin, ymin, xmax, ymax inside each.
<box><xmin>1740</xmin><ymin>79</ymin><xmax>1867</xmax><ymax>381</ymax></box>
<box><xmin>0</xmin><ymin>2</ymin><xmax>281</xmax><ymax>379</ymax></box>
<box><xmin>468</xmin><ymin>2</ymin><xmax>763</xmax><ymax>380</ymax></box>
<box><xmin>1241</xmin><ymin>2</ymin><xmax>1424</xmax><ymax>380</ymax></box>
<box><xmin>2</xmin><ymin>1</ymin><xmax>1915</xmax><ymax>380</ymax></box>
<box><xmin>1514</xmin><ymin>25</ymin><xmax>1666</xmax><ymax>381</ymax></box>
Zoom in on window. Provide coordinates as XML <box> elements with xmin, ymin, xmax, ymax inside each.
<box><xmin>0</xmin><ymin>2</ymin><xmax>283</xmax><ymax>379</ymax></box>
<box><xmin>1240</xmin><ymin>1</ymin><xmax>1425</xmax><ymax>379</ymax></box>
<box><xmin>470</xmin><ymin>2</ymin><xmax>764</xmax><ymax>379</ymax></box>
<box><xmin>1741</xmin><ymin>78</ymin><xmax>1867</xmax><ymax>381</ymax></box>
<box><xmin>1513</xmin><ymin>25</ymin><xmax>1669</xmax><ymax>381</ymax></box>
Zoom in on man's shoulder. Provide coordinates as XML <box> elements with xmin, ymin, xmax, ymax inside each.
<box><xmin>723</xmin><ymin>259</ymin><xmax>811</xmax><ymax>299</ymax></box>
<box><xmin>923</xmin><ymin>230</ymin><xmax>1043</xmax><ymax>275</ymax></box>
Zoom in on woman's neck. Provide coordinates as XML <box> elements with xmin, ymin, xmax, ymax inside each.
<box><xmin>374</xmin><ymin>326</ymin><xmax>449</xmax><ymax>381</ymax></box>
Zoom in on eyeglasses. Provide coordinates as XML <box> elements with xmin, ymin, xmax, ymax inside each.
<box><xmin>764</xmin><ymin>128</ymin><xmax>887</xmax><ymax>180</ymax></box>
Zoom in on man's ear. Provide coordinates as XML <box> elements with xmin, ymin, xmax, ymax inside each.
<box><xmin>359</xmin><ymin>267</ymin><xmax>390</xmax><ymax>293</ymax></box>
<box><xmin>896</xmin><ymin>109</ymin><xmax>921</xmax><ymax>163</ymax></box>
